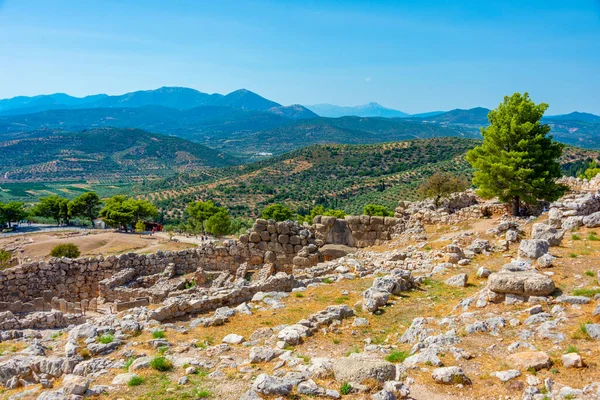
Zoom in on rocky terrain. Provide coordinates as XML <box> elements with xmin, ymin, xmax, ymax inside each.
<box><xmin>2</xmin><ymin>176</ymin><xmax>600</xmax><ymax>399</ymax></box>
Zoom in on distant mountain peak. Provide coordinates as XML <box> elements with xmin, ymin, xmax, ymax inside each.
<box><xmin>305</xmin><ymin>102</ymin><xmax>409</xmax><ymax>118</ymax></box>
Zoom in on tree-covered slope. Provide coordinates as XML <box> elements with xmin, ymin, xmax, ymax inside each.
<box><xmin>0</xmin><ymin>128</ymin><xmax>238</xmax><ymax>181</ymax></box>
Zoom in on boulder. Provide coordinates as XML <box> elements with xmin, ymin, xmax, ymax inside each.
<box><xmin>431</xmin><ymin>366</ymin><xmax>471</xmax><ymax>385</ymax></box>
<box><xmin>333</xmin><ymin>356</ymin><xmax>396</xmax><ymax>383</ymax></box>
<box><xmin>491</xmin><ymin>369</ymin><xmax>521</xmax><ymax>382</ymax></box>
<box><xmin>61</xmin><ymin>374</ymin><xmax>90</xmax><ymax>395</ymax></box>
<box><xmin>508</xmin><ymin>351</ymin><xmax>551</xmax><ymax>371</ymax></box>
<box><xmin>519</xmin><ymin>239</ymin><xmax>550</xmax><ymax>259</ymax></box>
<box><xmin>562</xmin><ymin>353</ymin><xmax>583</xmax><ymax>368</ymax></box>
<box><xmin>444</xmin><ymin>274</ymin><xmax>468</xmax><ymax>287</ymax></box>
<box><xmin>585</xmin><ymin>324</ymin><xmax>600</xmax><ymax>339</ymax></box>
<box><xmin>252</xmin><ymin>374</ymin><xmax>293</xmax><ymax>396</ymax></box>
<box><xmin>111</xmin><ymin>373</ymin><xmax>139</xmax><ymax>385</ymax></box>
<box><xmin>531</xmin><ymin>223</ymin><xmax>563</xmax><ymax>246</ymax></box>
<box><xmin>487</xmin><ymin>271</ymin><xmax>555</xmax><ymax>296</ymax></box>
<box><xmin>476</xmin><ymin>267</ymin><xmax>491</xmax><ymax>279</ymax></box>
<box><xmin>583</xmin><ymin>211</ymin><xmax>600</xmax><ymax>228</ymax></box>
<box><xmin>249</xmin><ymin>347</ymin><xmax>280</xmax><ymax>363</ymax></box>
<box><xmin>222</xmin><ymin>334</ymin><xmax>245</xmax><ymax>344</ymax></box>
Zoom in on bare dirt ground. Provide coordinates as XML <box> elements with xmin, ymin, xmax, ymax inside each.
<box><xmin>0</xmin><ymin>230</ymin><xmax>192</xmax><ymax>261</ymax></box>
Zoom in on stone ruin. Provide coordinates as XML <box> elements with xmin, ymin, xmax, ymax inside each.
<box><xmin>0</xmin><ymin>215</ymin><xmax>403</xmax><ymax>328</ymax></box>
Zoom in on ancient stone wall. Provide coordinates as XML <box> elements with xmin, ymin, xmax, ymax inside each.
<box><xmin>313</xmin><ymin>215</ymin><xmax>399</xmax><ymax>247</ymax></box>
<box><xmin>0</xmin><ymin>244</ymin><xmax>242</xmax><ymax>304</ymax></box>
<box><xmin>0</xmin><ymin>216</ymin><xmax>403</xmax><ymax>307</ymax></box>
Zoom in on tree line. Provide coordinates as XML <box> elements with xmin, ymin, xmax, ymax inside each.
<box><xmin>0</xmin><ymin>193</ymin><xmax>158</xmax><ymax>232</ymax></box>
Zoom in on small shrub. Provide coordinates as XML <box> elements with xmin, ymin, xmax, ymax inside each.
<box><xmin>332</xmin><ymin>338</ymin><xmax>340</xmax><ymax>345</ymax></box>
<box><xmin>193</xmin><ymin>389</ymin><xmax>212</xmax><ymax>398</ymax></box>
<box><xmin>588</xmin><ymin>232</ymin><xmax>600</xmax><ymax>241</ymax></box>
<box><xmin>128</xmin><ymin>375</ymin><xmax>144</xmax><ymax>386</ymax></box>
<box><xmin>340</xmin><ymin>382</ymin><xmax>352</xmax><ymax>395</ymax></box>
<box><xmin>0</xmin><ymin>249</ymin><xmax>12</xmax><ymax>270</ymax></box>
<box><xmin>50</xmin><ymin>331</ymin><xmax>63</xmax><ymax>339</ymax></box>
<box><xmin>149</xmin><ymin>356</ymin><xmax>172</xmax><ymax>372</ymax></box>
<box><xmin>50</xmin><ymin>243</ymin><xmax>80</xmax><ymax>258</ymax></box>
<box><xmin>573</xmin><ymin>288</ymin><xmax>600</xmax><ymax>297</ymax></box>
<box><xmin>568</xmin><ymin>253</ymin><xmax>578</xmax><ymax>258</ymax></box>
<box><xmin>79</xmin><ymin>348</ymin><xmax>91</xmax><ymax>359</ymax></box>
<box><xmin>295</xmin><ymin>292</ymin><xmax>304</xmax><ymax>298</ymax></box>
<box><xmin>185</xmin><ymin>280</ymin><xmax>196</xmax><ymax>289</ymax></box>
<box><xmin>571</xmin><ymin>234</ymin><xmax>581</xmax><ymax>240</ymax></box>
<box><xmin>585</xmin><ymin>270</ymin><xmax>595</xmax><ymax>277</ymax></box>
<box><xmin>566</xmin><ymin>345</ymin><xmax>579</xmax><ymax>354</ymax></box>
<box><xmin>334</xmin><ymin>296</ymin><xmax>349</xmax><ymax>304</ymax></box>
<box><xmin>124</xmin><ymin>358</ymin><xmax>134</xmax><ymax>370</ymax></box>
<box><xmin>157</xmin><ymin>345</ymin><xmax>169</xmax><ymax>354</ymax></box>
<box><xmin>152</xmin><ymin>330</ymin><xmax>165</xmax><ymax>339</ymax></box>
<box><xmin>323</xmin><ymin>277</ymin><xmax>334</xmax><ymax>284</ymax></box>
<box><xmin>551</xmin><ymin>368</ymin><xmax>559</xmax><ymax>375</ymax></box>
<box><xmin>385</xmin><ymin>350</ymin><xmax>409</xmax><ymax>363</ymax></box>
<box><xmin>98</xmin><ymin>334</ymin><xmax>114</xmax><ymax>344</ymax></box>
<box><xmin>298</xmin><ymin>354</ymin><xmax>311</xmax><ymax>363</ymax></box>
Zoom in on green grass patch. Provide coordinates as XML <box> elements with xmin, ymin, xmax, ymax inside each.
<box><xmin>340</xmin><ymin>382</ymin><xmax>352</xmax><ymax>395</ymax></box>
<box><xmin>152</xmin><ymin>330</ymin><xmax>166</xmax><ymax>339</ymax></box>
<box><xmin>385</xmin><ymin>350</ymin><xmax>409</xmax><ymax>363</ymax></box>
<box><xmin>128</xmin><ymin>376</ymin><xmax>144</xmax><ymax>386</ymax></box>
<box><xmin>323</xmin><ymin>277</ymin><xmax>334</xmax><ymax>284</ymax></box>
<box><xmin>294</xmin><ymin>292</ymin><xmax>304</xmax><ymax>298</ymax></box>
<box><xmin>566</xmin><ymin>345</ymin><xmax>579</xmax><ymax>354</ymax></box>
<box><xmin>585</xmin><ymin>270</ymin><xmax>595</xmax><ymax>277</ymax></box>
<box><xmin>150</xmin><ymin>356</ymin><xmax>173</xmax><ymax>372</ymax></box>
<box><xmin>98</xmin><ymin>334</ymin><xmax>114</xmax><ymax>344</ymax></box>
<box><xmin>124</xmin><ymin>358</ymin><xmax>134</xmax><ymax>370</ymax></box>
<box><xmin>572</xmin><ymin>288</ymin><xmax>600</xmax><ymax>297</ymax></box>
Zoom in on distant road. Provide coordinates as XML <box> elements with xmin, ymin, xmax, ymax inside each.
<box><xmin>0</xmin><ymin>223</ymin><xmax>91</xmax><ymax>237</ymax></box>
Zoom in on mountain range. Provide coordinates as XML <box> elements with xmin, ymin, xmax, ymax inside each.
<box><xmin>0</xmin><ymin>87</ymin><xmax>318</xmax><ymax>119</ymax></box>
<box><xmin>0</xmin><ymin>86</ymin><xmax>598</xmax><ymax>164</ymax></box>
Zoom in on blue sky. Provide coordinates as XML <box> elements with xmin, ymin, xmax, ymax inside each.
<box><xmin>0</xmin><ymin>0</ymin><xmax>599</xmax><ymax>114</ymax></box>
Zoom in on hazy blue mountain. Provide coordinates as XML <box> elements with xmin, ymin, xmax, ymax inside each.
<box><xmin>213</xmin><ymin>89</ymin><xmax>280</xmax><ymax>111</ymax></box>
<box><xmin>267</xmin><ymin>104</ymin><xmax>319</xmax><ymax>119</ymax></box>
<box><xmin>410</xmin><ymin>111</ymin><xmax>445</xmax><ymax>118</ymax></box>
<box><xmin>0</xmin><ymin>87</ymin><xmax>283</xmax><ymax>115</ymax></box>
<box><xmin>409</xmin><ymin>107</ymin><xmax>491</xmax><ymax>125</ymax></box>
<box><xmin>306</xmin><ymin>102</ymin><xmax>409</xmax><ymax>118</ymax></box>
<box><xmin>545</xmin><ymin>112</ymin><xmax>600</xmax><ymax>124</ymax></box>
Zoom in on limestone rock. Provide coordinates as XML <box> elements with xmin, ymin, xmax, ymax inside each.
<box><xmin>519</xmin><ymin>239</ymin><xmax>550</xmax><ymax>259</ymax></box>
<box><xmin>508</xmin><ymin>351</ymin><xmax>551</xmax><ymax>371</ymax></box>
<box><xmin>333</xmin><ymin>356</ymin><xmax>396</xmax><ymax>383</ymax></box>
<box><xmin>431</xmin><ymin>366</ymin><xmax>471</xmax><ymax>385</ymax></box>
<box><xmin>252</xmin><ymin>374</ymin><xmax>293</xmax><ymax>396</ymax></box>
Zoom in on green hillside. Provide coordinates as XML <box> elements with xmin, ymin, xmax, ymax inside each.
<box><xmin>0</xmin><ymin>128</ymin><xmax>238</xmax><ymax>182</ymax></box>
<box><xmin>140</xmin><ymin>137</ymin><xmax>478</xmax><ymax>220</ymax></box>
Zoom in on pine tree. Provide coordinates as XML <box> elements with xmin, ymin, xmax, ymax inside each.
<box><xmin>465</xmin><ymin>93</ymin><xmax>566</xmax><ymax>216</ymax></box>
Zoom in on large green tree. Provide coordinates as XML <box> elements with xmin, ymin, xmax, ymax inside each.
<box><xmin>185</xmin><ymin>200</ymin><xmax>226</xmax><ymax>233</ymax></box>
<box><xmin>70</xmin><ymin>192</ymin><xmax>102</xmax><ymax>222</ymax></box>
<box><xmin>0</xmin><ymin>202</ymin><xmax>27</xmax><ymax>227</ymax></box>
<box><xmin>32</xmin><ymin>195</ymin><xmax>69</xmax><ymax>224</ymax></box>
<box><xmin>262</xmin><ymin>203</ymin><xmax>293</xmax><ymax>221</ymax></box>
<box><xmin>204</xmin><ymin>211</ymin><xmax>232</xmax><ymax>236</ymax></box>
<box><xmin>466</xmin><ymin>93</ymin><xmax>566</xmax><ymax>216</ymax></box>
<box><xmin>99</xmin><ymin>195</ymin><xmax>157</xmax><ymax>231</ymax></box>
